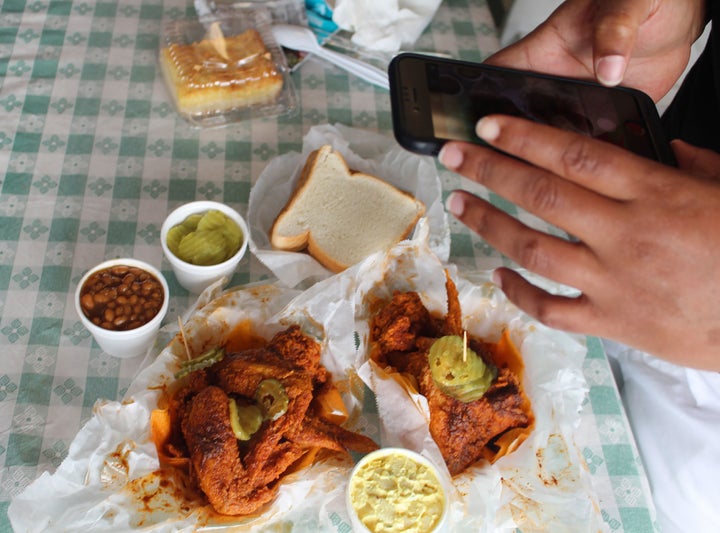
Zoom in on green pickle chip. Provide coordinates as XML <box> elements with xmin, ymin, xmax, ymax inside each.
<box><xmin>183</xmin><ymin>213</ymin><xmax>203</xmax><ymax>230</ymax></box>
<box><xmin>229</xmin><ymin>399</ymin><xmax>263</xmax><ymax>441</ymax></box>
<box><xmin>197</xmin><ymin>209</ymin><xmax>228</xmax><ymax>231</ymax></box>
<box><xmin>222</xmin><ymin>220</ymin><xmax>243</xmax><ymax>252</ymax></box>
<box><xmin>166</xmin><ymin>225</ymin><xmax>191</xmax><ymax>256</ymax></box>
<box><xmin>428</xmin><ymin>335</ymin><xmax>497</xmax><ymax>402</ymax></box>
<box><xmin>178</xmin><ymin>230</ymin><xmax>227</xmax><ymax>266</ymax></box>
<box><xmin>174</xmin><ymin>346</ymin><xmax>225</xmax><ymax>379</ymax></box>
<box><xmin>255</xmin><ymin>378</ymin><xmax>289</xmax><ymax>421</ymax></box>
<box><xmin>167</xmin><ymin>209</ymin><xmax>243</xmax><ymax>266</ymax></box>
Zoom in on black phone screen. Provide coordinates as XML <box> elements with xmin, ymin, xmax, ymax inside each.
<box><xmin>425</xmin><ymin>61</ymin><xmax>658</xmax><ymax>159</ymax></box>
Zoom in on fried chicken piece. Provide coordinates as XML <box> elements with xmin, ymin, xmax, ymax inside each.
<box><xmin>175</xmin><ymin>325</ymin><xmax>379</xmax><ymax>516</ymax></box>
<box><xmin>213</xmin><ymin>352</ymin><xmax>316</xmax><ymax>488</ymax></box>
<box><xmin>266</xmin><ymin>325</ymin><xmax>325</xmax><ymax>375</ymax></box>
<box><xmin>416</xmin><ymin>355</ymin><xmax>532</xmax><ymax>475</ymax></box>
<box><xmin>441</xmin><ymin>270</ymin><xmax>463</xmax><ymax>337</ymax></box>
<box><xmin>293</xmin><ymin>412</ymin><xmax>378</xmax><ymax>454</ymax></box>
<box><xmin>370</xmin><ymin>275</ymin><xmax>534</xmax><ymax>476</ymax></box>
<box><xmin>371</xmin><ymin>291</ymin><xmax>433</xmax><ymax>357</ymax></box>
<box><xmin>181</xmin><ymin>385</ymin><xmax>280</xmax><ymax>515</ymax></box>
<box><xmin>164</xmin><ymin>369</ymin><xmax>209</xmax><ymax>460</ymax></box>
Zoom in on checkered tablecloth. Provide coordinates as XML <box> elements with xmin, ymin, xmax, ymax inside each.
<box><xmin>0</xmin><ymin>0</ymin><xmax>658</xmax><ymax>531</ymax></box>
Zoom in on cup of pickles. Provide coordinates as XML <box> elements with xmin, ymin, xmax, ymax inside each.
<box><xmin>161</xmin><ymin>201</ymin><xmax>249</xmax><ymax>293</ymax></box>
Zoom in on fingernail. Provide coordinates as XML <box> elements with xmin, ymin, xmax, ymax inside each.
<box><xmin>438</xmin><ymin>143</ymin><xmax>464</xmax><ymax>169</ymax></box>
<box><xmin>445</xmin><ymin>191</ymin><xmax>465</xmax><ymax>217</ymax></box>
<box><xmin>492</xmin><ymin>269</ymin><xmax>503</xmax><ymax>289</ymax></box>
<box><xmin>476</xmin><ymin>117</ymin><xmax>500</xmax><ymax>142</ymax></box>
<box><xmin>596</xmin><ymin>55</ymin><xmax>625</xmax><ymax>86</ymax></box>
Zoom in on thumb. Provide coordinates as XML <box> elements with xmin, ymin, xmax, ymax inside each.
<box><xmin>593</xmin><ymin>0</ymin><xmax>655</xmax><ymax>85</ymax></box>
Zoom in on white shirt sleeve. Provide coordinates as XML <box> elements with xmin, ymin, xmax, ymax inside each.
<box><xmin>605</xmin><ymin>340</ymin><xmax>720</xmax><ymax>533</ymax></box>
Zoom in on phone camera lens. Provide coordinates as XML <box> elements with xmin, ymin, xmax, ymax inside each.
<box><xmin>596</xmin><ymin>117</ymin><xmax>617</xmax><ymax>133</ymax></box>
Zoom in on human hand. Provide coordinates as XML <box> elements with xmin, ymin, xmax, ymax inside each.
<box><xmin>439</xmin><ymin>116</ymin><xmax>720</xmax><ymax>370</ymax></box>
<box><xmin>487</xmin><ymin>0</ymin><xmax>707</xmax><ymax>101</ymax></box>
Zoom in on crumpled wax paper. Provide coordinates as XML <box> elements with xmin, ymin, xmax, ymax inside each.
<box><xmin>246</xmin><ymin>122</ymin><xmax>449</xmax><ymax>288</ymax></box>
<box><xmin>350</xmin><ymin>221</ymin><xmax>606</xmax><ymax>533</ymax></box>
<box><xmin>9</xmin><ymin>221</ymin><xmax>605</xmax><ymax>532</ymax></box>
<box><xmin>332</xmin><ymin>0</ymin><xmax>443</xmax><ymax>52</ymax></box>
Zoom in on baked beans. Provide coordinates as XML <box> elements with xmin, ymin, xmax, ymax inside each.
<box><xmin>79</xmin><ymin>265</ymin><xmax>165</xmax><ymax>331</ymax></box>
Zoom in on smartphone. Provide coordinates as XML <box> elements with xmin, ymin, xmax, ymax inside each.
<box><xmin>388</xmin><ymin>52</ymin><xmax>676</xmax><ymax>166</ymax></box>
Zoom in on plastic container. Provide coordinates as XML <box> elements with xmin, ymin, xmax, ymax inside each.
<box><xmin>161</xmin><ymin>200</ymin><xmax>249</xmax><ymax>294</ymax></box>
<box><xmin>158</xmin><ymin>9</ymin><xmax>297</xmax><ymax>127</ymax></box>
<box><xmin>346</xmin><ymin>448</ymin><xmax>449</xmax><ymax>533</ymax></box>
<box><xmin>75</xmin><ymin>259</ymin><xmax>170</xmax><ymax>358</ymax></box>
<box><xmin>203</xmin><ymin>0</ymin><xmax>308</xmax><ymax>26</ymax></box>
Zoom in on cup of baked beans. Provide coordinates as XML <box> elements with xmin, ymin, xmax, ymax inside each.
<box><xmin>74</xmin><ymin>258</ymin><xmax>170</xmax><ymax>358</ymax></box>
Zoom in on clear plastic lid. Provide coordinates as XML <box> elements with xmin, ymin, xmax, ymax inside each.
<box><xmin>159</xmin><ymin>9</ymin><xmax>297</xmax><ymax>127</ymax></box>
<box><xmin>202</xmin><ymin>0</ymin><xmax>308</xmax><ymax>26</ymax></box>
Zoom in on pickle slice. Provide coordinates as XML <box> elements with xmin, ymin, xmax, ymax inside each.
<box><xmin>221</xmin><ymin>220</ymin><xmax>243</xmax><ymax>256</ymax></box>
<box><xmin>196</xmin><ymin>209</ymin><xmax>227</xmax><ymax>231</ymax></box>
<box><xmin>428</xmin><ymin>335</ymin><xmax>497</xmax><ymax>402</ymax></box>
<box><xmin>183</xmin><ymin>213</ymin><xmax>203</xmax><ymax>229</ymax></box>
<box><xmin>174</xmin><ymin>346</ymin><xmax>225</xmax><ymax>379</ymax></box>
<box><xmin>166</xmin><ymin>209</ymin><xmax>243</xmax><ymax>265</ymax></box>
<box><xmin>166</xmin><ymin>224</ymin><xmax>192</xmax><ymax>256</ymax></box>
<box><xmin>177</xmin><ymin>229</ymin><xmax>228</xmax><ymax>266</ymax></box>
<box><xmin>229</xmin><ymin>399</ymin><xmax>263</xmax><ymax>441</ymax></box>
<box><xmin>255</xmin><ymin>378</ymin><xmax>289</xmax><ymax>421</ymax></box>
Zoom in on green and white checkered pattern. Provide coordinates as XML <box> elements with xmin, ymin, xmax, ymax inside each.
<box><xmin>0</xmin><ymin>0</ymin><xmax>657</xmax><ymax>531</ymax></box>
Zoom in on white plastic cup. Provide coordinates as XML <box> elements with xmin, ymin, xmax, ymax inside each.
<box><xmin>160</xmin><ymin>201</ymin><xmax>249</xmax><ymax>294</ymax></box>
<box><xmin>75</xmin><ymin>258</ymin><xmax>169</xmax><ymax>358</ymax></box>
<box><xmin>346</xmin><ymin>447</ymin><xmax>450</xmax><ymax>533</ymax></box>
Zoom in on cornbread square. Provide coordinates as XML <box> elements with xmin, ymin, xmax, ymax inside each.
<box><xmin>160</xmin><ymin>28</ymin><xmax>284</xmax><ymax>116</ymax></box>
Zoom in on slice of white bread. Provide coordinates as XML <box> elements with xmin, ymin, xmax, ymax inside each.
<box><xmin>270</xmin><ymin>145</ymin><xmax>426</xmax><ymax>272</ymax></box>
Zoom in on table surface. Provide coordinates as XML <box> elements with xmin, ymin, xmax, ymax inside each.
<box><xmin>0</xmin><ymin>0</ymin><xmax>659</xmax><ymax>531</ymax></box>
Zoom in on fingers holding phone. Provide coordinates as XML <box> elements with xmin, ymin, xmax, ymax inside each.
<box><xmin>437</xmin><ymin>115</ymin><xmax>654</xmax><ymax>237</ymax></box>
<box><xmin>436</xmin><ymin>111</ymin><xmax>720</xmax><ymax>370</ymax></box>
